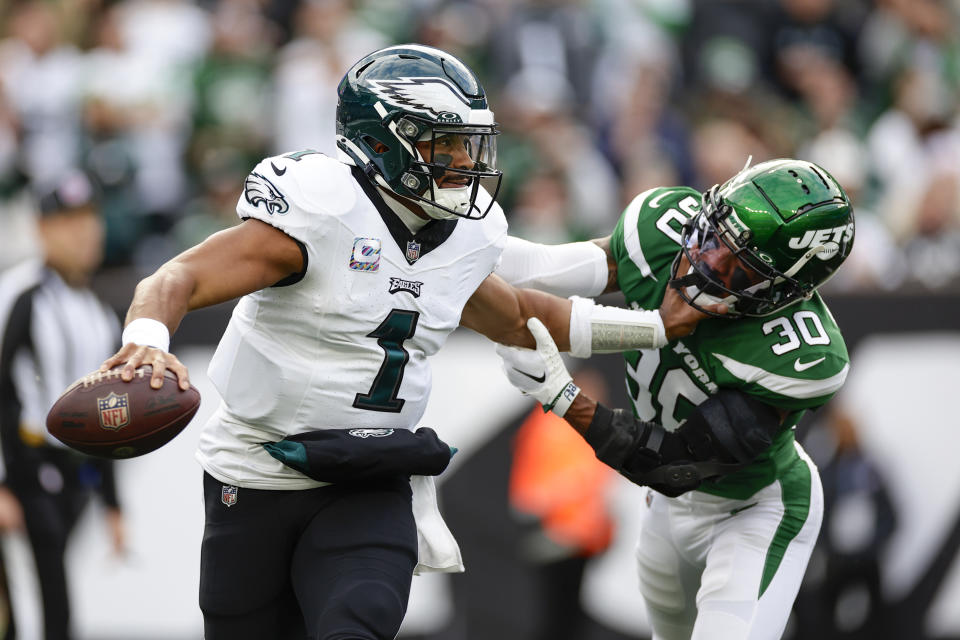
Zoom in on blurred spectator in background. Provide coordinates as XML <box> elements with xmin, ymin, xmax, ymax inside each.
<box><xmin>765</xmin><ymin>0</ymin><xmax>864</xmax><ymax>101</ymax></box>
<box><xmin>180</xmin><ymin>0</ymin><xmax>276</xmax><ymax>258</ymax></box>
<box><xmin>590</xmin><ymin>10</ymin><xmax>694</xmax><ymax>201</ymax></box>
<box><xmin>106</xmin><ymin>0</ymin><xmax>210</xmax><ymax>267</ymax></box>
<box><xmin>509</xmin><ymin>366</ymin><xmax>615</xmax><ymax>640</ymax></box>
<box><xmin>79</xmin><ymin>0</ymin><xmax>211</xmax><ymax>269</ymax></box>
<box><xmin>0</xmin><ymin>85</ymin><xmax>39</xmax><ymax>273</ymax></box>
<box><xmin>688</xmin><ymin>118</ymin><xmax>770</xmax><ymax>190</ymax></box>
<box><xmin>805</xmin><ymin>129</ymin><xmax>907</xmax><ymax>293</ymax></box>
<box><xmin>857</xmin><ymin>0</ymin><xmax>959</xmax><ymax>117</ymax></box>
<box><xmin>272</xmin><ymin>0</ymin><xmax>386</xmax><ymax>156</ymax></box>
<box><xmin>488</xmin><ymin>0</ymin><xmax>600</xmax><ymax>121</ymax></box>
<box><xmin>497</xmin><ymin>69</ymin><xmax>619</xmax><ymax>240</ymax></box>
<box><xmin>0</xmin><ymin>0</ymin><xmax>952</xmax><ymax>295</ymax></box>
<box><xmin>0</xmin><ymin>171</ymin><xmax>125</xmax><ymax>640</ymax></box>
<box><xmin>170</xmin><ymin>149</ymin><xmax>243</xmax><ymax>252</ymax></box>
<box><xmin>797</xmin><ymin>405</ymin><xmax>898</xmax><ymax>639</ymax></box>
<box><xmin>410</xmin><ymin>0</ymin><xmax>494</xmax><ymax>72</ymax></box>
<box><xmin>82</xmin><ymin>3</ymin><xmax>160</xmax><ymax>267</ymax></box>
<box><xmin>866</xmin><ymin>61</ymin><xmax>960</xmax><ymax>287</ymax></box>
<box><xmin>0</xmin><ymin>0</ymin><xmax>86</xmax><ymax>186</ymax></box>
<box><xmin>189</xmin><ymin>0</ymin><xmax>276</xmax><ymax>176</ymax></box>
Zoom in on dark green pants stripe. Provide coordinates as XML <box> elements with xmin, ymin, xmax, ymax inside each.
<box><xmin>759</xmin><ymin>458</ymin><xmax>812</xmax><ymax>597</ymax></box>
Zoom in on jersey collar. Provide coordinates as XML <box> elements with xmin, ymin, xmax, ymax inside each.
<box><xmin>351</xmin><ymin>165</ymin><xmax>458</xmax><ymax>265</ymax></box>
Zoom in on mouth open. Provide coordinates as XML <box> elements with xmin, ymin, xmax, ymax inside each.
<box><xmin>438</xmin><ymin>176</ymin><xmax>471</xmax><ymax>188</ymax></box>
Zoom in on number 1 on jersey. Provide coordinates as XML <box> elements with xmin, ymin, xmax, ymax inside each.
<box><xmin>353</xmin><ymin>309</ymin><xmax>420</xmax><ymax>412</ymax></box>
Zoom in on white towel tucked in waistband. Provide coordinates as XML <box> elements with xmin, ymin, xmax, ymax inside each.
<box><xmin>411</xmin><ymin>474</ymin><xmax>464</xmax><ymax>574</ymax></box>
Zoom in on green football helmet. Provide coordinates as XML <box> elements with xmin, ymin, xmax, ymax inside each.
<box><xmin>670</xmin><ymin>158</ymin><xmax>855</xmax><ymax>318</ymax></box>
<box><xmin>336</xmin><ymin>44</ymin><xmax>502</xmax><ymax>220</ymax></box>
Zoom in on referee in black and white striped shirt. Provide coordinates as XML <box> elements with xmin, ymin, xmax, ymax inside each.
<box><xmin>0</xmin><ymin>171</ymin><xmax>125</xmax><ymax>640</ymax></box>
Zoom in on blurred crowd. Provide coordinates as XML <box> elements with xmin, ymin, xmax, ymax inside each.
<box><xmin>1</xmin><ymin>0</ymin><xmax>960</xmax><ymax>291</ymax></box>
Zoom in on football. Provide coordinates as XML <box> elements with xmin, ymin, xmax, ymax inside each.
<box><xmin>46</xmin><ymin>365</ymin><xmax>201</xmax><ymax>459</ymax></box>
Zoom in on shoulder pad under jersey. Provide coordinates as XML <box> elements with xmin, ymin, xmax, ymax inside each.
<box><xmin>706</xmin><ymin>297</ymin><xmax>850</xmax><ymax>410</ymax></box>
<box><xmin>475</xmin><ymin>188</ymin><xmax>508</xmax><ymax>251</ymax></box>
<box><xmin>236</xmin><ymin>151</ymin><xmax>358</xmax><ymax>237</ymax></box>
<box><xmin>611</xmin><ymin>186</ymin><xmax>702</xmax><ymax>293</ymax></box>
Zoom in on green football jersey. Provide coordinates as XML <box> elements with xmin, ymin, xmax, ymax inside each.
<box><xmin>610</xmin><ymin>187</ymin><xmax>850</xmax><ymax>499</ymax></box>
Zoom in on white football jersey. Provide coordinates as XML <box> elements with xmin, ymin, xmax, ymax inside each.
<box><xmin>196</xmin><ymin>152</ymin><xmax>507</xmax><ymax>488</ymax></box>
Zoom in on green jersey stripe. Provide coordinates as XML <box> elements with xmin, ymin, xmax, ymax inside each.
<box><xmin>712</xmin><ymin>353</ymin><xmax>849</xmax><ymax>400</ymax></box>
<box><xmin>759</xmin><ymin>453</ymin><xmax>812</xmax><ymax>596</ymax></box>
<box><xmin>621</xmin><ymin>189</ymin><xmax>659</xmax><ymax>282</ymax></box>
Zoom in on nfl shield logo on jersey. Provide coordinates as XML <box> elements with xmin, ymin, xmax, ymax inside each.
<box><xmin>97</xmin><ymin>392</ymin><xmax>129</xmax><ymax>430</ymax></box>
<box><xmin>221</xmin><ymin>485</ymin><xmax>238</xmax><ymax>507</ymax></box>
<box><xmin>350</xmin><ymin>237</ymin><xmax>381</xmax><ymax>272</ymax></box>
<box><xmin>406</xmin><ymin>240</ymin><xmax>421</xmax><ymax>263</ymax></box>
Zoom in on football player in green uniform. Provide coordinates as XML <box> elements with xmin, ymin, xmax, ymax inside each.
<box><xmin>495</xmin><ymin>159</ymin><xmax>854</xmax><ymax>640</ymax></box>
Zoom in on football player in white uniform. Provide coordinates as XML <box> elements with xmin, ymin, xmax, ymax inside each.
<box><xmin>99</xmin><ymin>45</ymin><xmax>722</xmax><ymax>640</ymax></box>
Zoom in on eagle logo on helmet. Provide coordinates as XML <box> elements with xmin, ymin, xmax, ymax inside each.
<box><xmin>244</xmin><ymin>172</ymin><xmax>289</xmax><ymax>215</ymax></box>
<box><xmin>368</xmin><ymin>77</ymin><xmax>471</xmax><ymax>120</ymax></box>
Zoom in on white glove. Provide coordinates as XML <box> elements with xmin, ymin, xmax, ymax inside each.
<box><xmin>495</xmin><ymin>317</ymin><xmax>581</xmax><ymax>417</ymax></box>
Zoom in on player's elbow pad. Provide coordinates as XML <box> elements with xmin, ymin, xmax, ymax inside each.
<box><xmin>583</xmin><ymin>390</ymin><xmax>781</xmax><ymax>496</ymax></box>
<box><xmin>677</xmin><ymin>389</ymin><xmax>782</xmax><ymax>465</ymax></box>
<box><xmin>568</xmin><ymin>296</ymin><xmax>666</xmax><ymax>358</ymax></box>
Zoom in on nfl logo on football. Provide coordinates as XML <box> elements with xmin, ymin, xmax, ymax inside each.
<box><xmin>97</xmin><ymin>392</ymin><xmax>130</xmax><ymax>430</ymax></box>
<box><xmin>221</xmin><ymin>485</ymin><xmax>239</xmax><ymax>507</ymax></box>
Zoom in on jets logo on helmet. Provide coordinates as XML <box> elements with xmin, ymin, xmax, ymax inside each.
<box><xmin>368</xmin><ymin>77</ymin><xmax>472</xmax><ymax>121</ymax></box>
<box><xmin>244</xmin><ymin>172</ymin><xmax>289</xmax><ymax>215</ymax></box>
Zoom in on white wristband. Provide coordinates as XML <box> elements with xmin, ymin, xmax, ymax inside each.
<box><xmin>568</xmin><ymin>297</ymin><xmax>667</xmax><ymax>358</ymax></box>
<box><xmin>568</xmin><ymin>296</ymin><xmax>595</xmax><ymax>358</ymax></box>
<box><xmin>549</xmin><ymin>381</ymin><xmax>581</xmax><ymax>418</ymax></box>
<box><xmin>121</xmin><ymin>318</ymin><xmax>170</xmax><ymax>352</ymax></box>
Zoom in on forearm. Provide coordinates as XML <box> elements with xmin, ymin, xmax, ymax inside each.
<box><xmin>514</xmin><ymin>288</ymin><xmax>572</xmax><ymax>351</ymax></box>
<box><xmin>461</xmin><ymin>275</ymin><xmax>573</xmax><ymax>350</ymax></box>
<box><xmin>559</xmin><ymin>392</ymin><xmax>599</xmax><ymax>436</ymax></box>
<box><xmin>124</xmin><ymin>263</ymin><xmax>195</xmax><ymax>334</ymax></box>
<box><xmin>123</xmin><ymin>221</ymin><xmax>302</xmax><ymax>335</ymax></box>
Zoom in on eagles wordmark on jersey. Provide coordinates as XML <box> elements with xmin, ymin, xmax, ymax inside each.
<box><xmin>611</xmin><ymin>186</ymin><xmax>850</xmax><ymax>499</ymax></box>
<box><xmin>195</xmin><ymin>150</ymin><xmax>507</xmax><ymax>489</ymax></box>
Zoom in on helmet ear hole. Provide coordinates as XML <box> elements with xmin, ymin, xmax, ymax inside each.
<box><xmin>363</xmin><ymin>135</ymin><xmax>390</xmax><ymax>155</ymax></box>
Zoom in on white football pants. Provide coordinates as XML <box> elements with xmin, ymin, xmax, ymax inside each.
<box><xmin>635</xmin><ymin>442</ymin><xmax>823</xmax><ymax>640</ymax></box>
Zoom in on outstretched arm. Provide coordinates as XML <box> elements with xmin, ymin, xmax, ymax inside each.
<box><xmin>100</xmin><ymin>219</ymin><xmax>304</xmax><ymax>388</ymax></box>
<box><xmin>497</xmin><ymin>318</ymin><xmax>784</xmax><ymax>496</ymax></box>
<box><xmin>462</xmin><ymin>254</ymin><xmax>724</xmax><ymax>353</ymax></box>
<box><xmin>459</xmin><ymin>273</ymin><xmax>572</xmax><ymax>350</ymax></box>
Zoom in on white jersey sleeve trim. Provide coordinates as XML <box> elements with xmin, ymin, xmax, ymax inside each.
<box><xmin>712</xmin><ymin>353</ymin><xmax>849</xmax><ymax>400</ymax></box>
<box><xmin>622</xmin><ymin>189</ymin><xmax>658</xmax><ymax>282</ymax></box>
